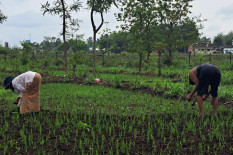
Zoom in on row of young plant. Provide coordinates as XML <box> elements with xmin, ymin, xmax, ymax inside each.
<box><xmin>1</xmin><ymin>83</ymin><xmax>233</xmax><ymax>154</ymax></box>
<box><xmin>0</xmin><ymin>67</ymin><xmax>232</xmax><ymax>103</ymax></box>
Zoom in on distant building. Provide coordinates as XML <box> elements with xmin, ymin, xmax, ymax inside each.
<box><xmin>193</xmin><ymin>43</ymin><xmax>224</xmax><ymax>54</ymax></box>
<box><xmin>223</xmin><ymin>47</ymin><xmax>233</xmax><ymax>54</ymax></box>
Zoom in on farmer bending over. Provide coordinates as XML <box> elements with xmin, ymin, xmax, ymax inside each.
<box><xmin>186</xmin><ymin>64</ymin><xmax>221</xmax><ymax>116</ymax></box>
<box><xmin>3</xmin><ymin>71</ymin><xmax>42</xmax><ymax>114</ymax></box>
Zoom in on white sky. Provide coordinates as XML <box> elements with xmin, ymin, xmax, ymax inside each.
<box><xmin>0</xmin><ymin>0</ymin><xmax>233</xmax><ymax>47</ymax></box>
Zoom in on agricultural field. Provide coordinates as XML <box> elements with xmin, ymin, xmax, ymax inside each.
<box><xmin>0</xmin><ymin>53</ymin><xmax>233</xmax><ymax>154</ymax></box>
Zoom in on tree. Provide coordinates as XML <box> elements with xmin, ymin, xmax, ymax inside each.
<box><xmin>87</xmin><ymin>0</ymin><xmax>118</xmax><ymax>77</ymax></box>
<box><xmin>98</xmin><ymin>31</ymin><xmax>130</xmax><ymax>53</ymax></box>
<box><xmin>117</xmin><ymin>0</ymin><xmax>157</xmax><ymax>73</ymax></box>
<box><xmin>20</xmin><ymin>42</ymin><xmax>34</xmax><ymax>64</ymax></box>
<box><xmin>0</xmin><ymin>44</ymin><xmax>7</xmax><ymax>54</ymax></box>
<box><xmin>157</xmin><ymin>0</ymin><xmax>194</xmax><ymax>64</ymax></box>
<box><xmin>86</xmin><ymin>37</ymin><xmax>93</xmax><ymax>51</ymax></box>
<box><xmin>68</xmin><ymin>39</ymin><xmax>87</xmax><ymax>52</ymax></box>
<box><xmin>213</xmin><ymin>33</ymin><xmax>224</xmax><ymax>46</ymax></box>
<box><xmin>21</xmin><ymin>42</ymin><xmax>33</xmax><ymax>54</ymax></box>
<box><xmin>176</xmin><ymin>18</ymin><xmax>199</xmax><ymax>52</ymax></box>
<box><xmin>0</xmin><ymin>2</ymin><xmax>7</xmax><ymax>23</ymax></box>
<box><xmin>40</xmin><ymin>36</ymin><xmax>57</xmax><ymax>51</ymax></box>
<box><xmin>97</xmin><ymin>33</ymin><xmax>109</xmax><ymax>67</ymax></box>
<box><xmin>69</xmin><ymin>50</ymin><xmax>85</xmax><ymax>77</ymax></box>
<box><xmin>41</xmin><ymin>0</ymin><xmax>81</xmax><ymax>73</ymax></box>
<box><xmin>199</xmin><ymin>36</ymin><xmax>211</xmax><ymax>44</ymax></box>
<box><xmin>223</xmin><ymin>31</ymin><xmax>233</xmax><ymax>46</ymax></box>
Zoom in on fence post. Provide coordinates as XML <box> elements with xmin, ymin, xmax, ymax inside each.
<box><xmin>194</xmin><ymin>52</ymin><xmax>196</xmax><ymax>65</ymax></box>
<box><xmin>230</xmin><ymin>53</ymin><xmax>232</xmax><ymax>64</ymax></box>
<box><xmin>209</xmin><ymin>53</ymin><xmax>211</xmax><ymax>63</ymax></box>
<box><xmin>4</xmin><ymin>53</ymin><xmax>6</xmax><ymax>63</ymax></box>
<box><xmin>188</xmin><ymin>51</ymin><xmax>191</xmax><ymax>66</ymax></box>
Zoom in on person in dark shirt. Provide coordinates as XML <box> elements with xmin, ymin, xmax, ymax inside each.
<box><xmin>186</xmin><ymin>64</ymin><xmax>221</xmax><ymax>116</ymax></box>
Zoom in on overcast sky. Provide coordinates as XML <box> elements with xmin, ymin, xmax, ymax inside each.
<box><xmin>0</xmin><ymin>0</ymin><xmax>233</xmax><ymax>47</ymax></box>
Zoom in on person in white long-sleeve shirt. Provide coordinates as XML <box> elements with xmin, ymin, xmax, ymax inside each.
<box><xmin>4</xmin><ymin>71</ymin><xmax>42</xmax><ymax>114</ymax></box>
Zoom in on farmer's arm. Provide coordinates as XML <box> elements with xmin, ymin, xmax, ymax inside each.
<box><xmin>12</xmin><ymin>82</ymin><xmax>24</xmax><ymax>104</ymax></box>
<box><xmin>14</xmin><ymin>97</ymin><xmax>21</xmax><ymax>104</ymax></box>
<box><xmin>187</xmin><ymin>69</ymin><xmax>199</xmax><ymax>101</ymax></box>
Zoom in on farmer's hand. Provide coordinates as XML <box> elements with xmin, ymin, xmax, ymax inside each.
<box><xmin>13</xmin><ymin>97</ymin><xmax>20</xmax><ymax>104</ymax></box>
<box><xmin>203</xmin><ymin>92</ymin><xmax>210</xmax><ymax>101</ymax></box>
<box><xmin>186</xmin><ymin>94</ymin><xmax>192</xmax><ymax>102</ymax></box>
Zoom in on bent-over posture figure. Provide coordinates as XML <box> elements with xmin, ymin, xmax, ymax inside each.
<box><xmin>186</xmin><ymin>64</ymin><xmax>221</xmax><ymax>116</ymax></box>
<box><xmin>3</xmin><ymin>71</ymin><xmax>42</xmax><ymax>114</ymax></box>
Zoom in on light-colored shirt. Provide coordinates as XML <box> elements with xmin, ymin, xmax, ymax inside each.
<box><xmin>12</xmin><ymin>71</ymin><xmax>36</xmax><ymax>97</ymax></box>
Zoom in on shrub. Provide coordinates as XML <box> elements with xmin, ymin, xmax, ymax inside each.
<box><xmin>20</xmin><ymin>56</ymin><xmax>29</xmax><ymax>65</ymax></box>
<box><xmin>54</xmin><ymin>59</ymin><xmax>64</xmax><ymax>66</ymax></box>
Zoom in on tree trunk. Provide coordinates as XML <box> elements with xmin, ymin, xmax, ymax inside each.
<box><xmin>167</xmin><ymin>24</ymin><xmax>173</xmax><ymax>65</ymax></box>
<box><xmin>158</xmin><ymin>51</ymin><xmax>161</xmax><ymax>76</ymax></box>
<box><xmin>102</xmin><ymin>51</ymin><xmax>105</xmax><ymax>67</ymax></box>
<box><xmin>138</xmin><ymin>14</ymin><xmax>143</xmax><ymax>74</ymax></box>
<box><xmin>4</xmin><ymin>53</ymin><xmax>6</xmax><ymax>63</ymax></box>
<box><xmin>90</xmin><ymin>8</ymin><xmax>104</xmax><ymax>78</ymax></box>
<box><xmin>72</xmin><ymin>64</ymin><xmax>76</xmax><ymax>77</ymax></box>
<box><xmin>145</xmin><ymin>36</ymin><xmax>151</xmax><ymax>63</ymax></box>
<box><xmin>139</xmin><ymin>53</ymin><xmax>143</xmax><ymax>73</ymax></box>
<box><xmin>168</xmin><ymin>48</ymin><xmax>172</xmax><ymax>65</ymax></box>
<box><xmin>188</xmin><ymin>51</ymin><xmax>191</xmax><ymax>66</ymax></box>
<box><xmin>194</xmin><ymin>51</ymin><xmax>196</xmax><ymax>65</ymax></box>
<box><xmin>209</xmin><ymin>53</ymin><xmax>211</xmax><ymax>63</ymax></box>
<box><xmin>230</xmin><ymin>53</ymin><xmax>232</xmax><ymax>64</ymax></box>
<box><xmin>61</xmin><ymin>0</ymin><xmax>68</xmax><ymax>74</ymax></box>
<box><xmin>93</xmin><ymin>32</ymin><xmax>97</xmax><ymax>77</ymax></box>
<box><xmin>31</xmin><ymin>51</ymin><xmax>36</xmax><ymax>61</ymax></box>
<box><xmin>146</xmin><ymin>51</ymin><xmax>150</xmax><ymax>62</ymax></box>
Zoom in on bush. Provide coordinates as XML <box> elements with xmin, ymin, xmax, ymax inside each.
<box><xmin>43</xmin><ymin>60</ymin><xmax>50</xmax><ymax>68</ymax></box>
<box><xmin>54</xmin><ymin>59</ymin><xmax>64</xmax><ymax>66</ymax></box>
<box><xmin>83</xmin><ymin>73</ymin><xmax>95</xmax><ymax>84</ymax></box>
<box><xmin>20</xmin><ymin>56</ymin><xmax>29</xmax><ymax>65</ymax></box>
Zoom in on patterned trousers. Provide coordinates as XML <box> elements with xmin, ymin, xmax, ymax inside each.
<box><xmin>20</xmin><ymin>73</ymin><xmax>42</xmax><ymax>114</ymax></box>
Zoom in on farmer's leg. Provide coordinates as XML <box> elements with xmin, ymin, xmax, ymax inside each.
<box><xmin>197</xmin><ymin>95</ymin><xmax>204</xmax><ymax>116</ymax></box>
<box><xmin>211</xmin><ymin>97</ymin><xmax>218</xmax><ymax>116</ymax></box>
<box><xmin>210</xmin><ymin>71</ymin><xmax>221</xmax><ymax>116</ymax></box>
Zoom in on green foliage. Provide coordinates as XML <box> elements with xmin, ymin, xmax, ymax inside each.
<box><xmin>1</xmin><ymin>53</ymin><xmax>233</xmax><ymax>154</ymax></box>
<box><xmin>40</xmin><ymin>36</ymin><xmax>62</xmax><ymax>52</ymax></box>
<box><xmin>0</xmin><ymin>45</ymin><xmax>7</xmax><ymax>54</ymax></box>
<box><xmin>98</xmin><ymin>31</ymin><xmax>131</xmax><ymax>53</ymax></box>
<box><xmin>54</xmin><ymin>59</ymin><xmax>64</xmax><ymax>66</ymax></box>
<box><xmin>77</xmin><ymin>121</ymin><xmax>92</xmax><ymax>131</ymax></box>
<box><xmin>213</xmin><ymin>33</ymin><xmax>224</xmax><ymax>46</ymax></box>
<box><xmin>87</xmin><ymin>0</ymin><xmax>117</xmax><ymax>13</ymax></box>
<box><xmin>20</xmin><ymin>57</ymin><xmax>29</xmax><ymax>65</ymax></box>
<box><xmin>0</xmin><ymin>9</ymin><xmax>7</xmax><ymax>24</ymax></box>
<box><xmin>21</xmin><ymin>42</ymin><xmax>33</xmax><ymax>54</ymax></box>
<box><xmin>68</xmin><ymin>39</ymin><xmax>87</xmax><ymax>52</ymax></box>
<box><xmin>69</xmin><ymin>50</ymin><xmax>85</xmax><ymax>65</ymax></box>
<box><xmin>213</xmin><ymin>31</ymin><xmax>233</xmax><ymax>46</ymax></box>
<box><xmin>157</xmin><ymin>0</ymin><xmax>195</xmax><ymax>64</ymax></box>
<box><xmin>199</xmin><ymin>36</ymin><xmax>211</xmax><ymax>44</ymax></box>
<box><xmin>83</xmin><ymin>73</ymin><xmax>95</xmax><ymax>84</ymax></box>
<box><xmin>154</xmin><ymin>42</ymin><xmax>167</xmax><ymax>52</ymax></box>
